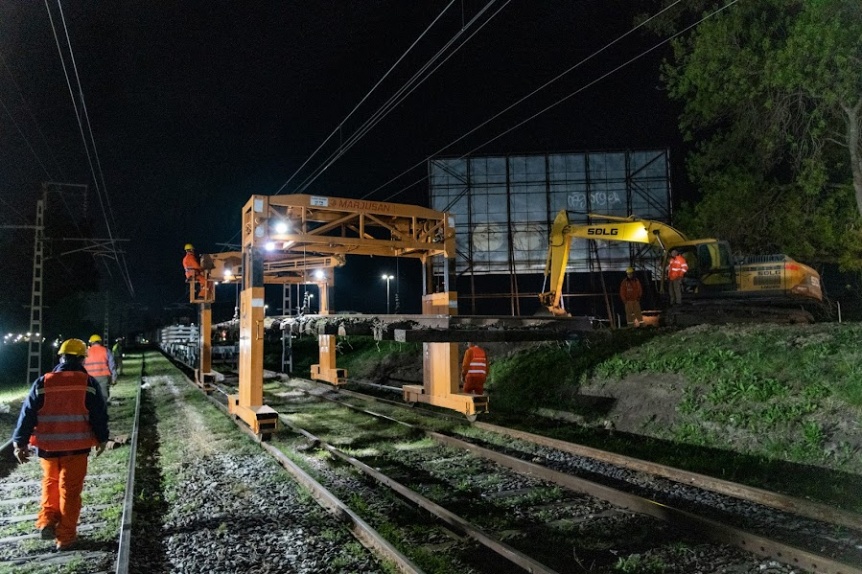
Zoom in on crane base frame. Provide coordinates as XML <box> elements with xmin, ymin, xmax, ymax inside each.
<box><xmin>228</xmin><ymin>394</ymin><xmax>279</xmax><ymax>437</ymax></box>
<box><xmin>402</xmin><ymin>385</ymin><xmax>489</xmax><ymax>416</ymax></box>
<box><xmin>311</xmin><ymin>364</ymin><xmax>347</xmax><ymax>385</ymax></box>
<box><xmin>194</xmin><ymin>369</ymin><xmax>215</xmax><ymax>394</ymax></box>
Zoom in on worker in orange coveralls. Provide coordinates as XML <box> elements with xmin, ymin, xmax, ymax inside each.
<box><xmin>183</xmin><ymin>243</ymin><xmax>210</xmax><ymax>298</ymax></box>
<box><xmin>619</xmin><ymin>267</ymin><xmax>644</xmax><ymax>327</ymax></box>
<box><xmin>11</xmin><ymin>338</ymin><xmax>109</xmax><ymax>551</ymax></box>
<box><xmin>460</xmin><ymin>341</ymin><xmax>488</xmax><ymax>395</ymax></box>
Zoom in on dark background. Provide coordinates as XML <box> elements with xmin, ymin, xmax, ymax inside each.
<box><xmin>0</xmin><ymin>0</ymin><xmax>686</xmax><ymax>339</ymax></box>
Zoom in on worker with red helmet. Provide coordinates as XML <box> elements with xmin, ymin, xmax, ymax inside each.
<box><xmin>11</xmin><ymin>338</ymin><xmax>109</xmax><ymax>551</ymax></box>
<box><xmin>82</xmin><ymin>334</ymin><xmax>117</xmax><ymax>402</ymax></box>
<box><xmin>667</xmin><ymin>249</ymin><xmax>689</xmax><ymax>305</ymax></box>
<box><xmin>461</xmin><ymin>342</ymin><xmax>488</xmax><ymax>395</ymax></box>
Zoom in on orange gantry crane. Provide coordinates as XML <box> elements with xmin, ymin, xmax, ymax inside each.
<box><xmin>188</xmin><ymin>194</ymin><xmax>484</xmax><ymax>438</ymax></box>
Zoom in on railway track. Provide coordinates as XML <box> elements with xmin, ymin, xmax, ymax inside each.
<box><xmin>160</xmin><ymin>349</ymin><xmax>862</xmax><ymax>573</ymax></box>
<box><xmin>281</xmin><ymin>381</ymin><xmax>862</xmax><ymax>573</ymax></box>
<box><xmin>0</xmin><ymin>354</ymin><xmax>142</xmax><ymax>574</ymax></box>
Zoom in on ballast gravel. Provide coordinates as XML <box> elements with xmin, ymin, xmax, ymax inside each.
<box><xmin>129</xmin><ymin>374</ymin><xmax>387</xmax><ymax>574</ymax></box>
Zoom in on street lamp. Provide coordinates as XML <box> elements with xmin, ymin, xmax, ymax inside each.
<box><xmin>382</xmin><ymin>274</ymin><xmax>394</xmax><ymax>314</ymax></box>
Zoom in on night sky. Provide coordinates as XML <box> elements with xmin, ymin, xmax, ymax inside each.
<box><xmin>0</xmin><ymin>0</ymin><xmax>684</xmax><ymax>335</ymax></box>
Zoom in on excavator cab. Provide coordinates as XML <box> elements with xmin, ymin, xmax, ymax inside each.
<box><xmin>675</xmin><ymin>240</ymin><xmax>736</xmax><ymax>295</ymax></box>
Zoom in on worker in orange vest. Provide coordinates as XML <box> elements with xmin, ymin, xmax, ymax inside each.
<box><xmin>619</xmin><ymin>266</ymin><xmax>644</xmax><ymax>327</ymax></box>
<box><xmin>12</xmin><ymin>338</ymin><xmax>109</xmax><ymax>551</ymax></box>
<box><xmin>183</xmin><ymin>243</ymin><xmax>210</xmax><ymax>299</ymax></box>
<box><xmin>667</xmin><ymin>249</ymin><xmax>689</xmax><ymax>306</ymax></box>
<box><xmin>82</xmin><ymin>334</ymin><xmax>117</xmax><ymax>402</ymax></box>
<box><xmin>461</xmin><ymin>342</ymin><xmax>488</xmax><ymax>395</ymax></box>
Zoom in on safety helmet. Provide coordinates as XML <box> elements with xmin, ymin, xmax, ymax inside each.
<box><xmin>670</xmin><ymin>249</ymin><xmax>678</xmax><ymax>256</ymax></box>
<box><xmin>88</xmin><ymin>334</ymin><xmax>103</xmax><ymax>344</ymax></box>
<box><xmin>626</xmin><ymin>267</ymin><xmax>635</xmax><ymax>274</ymax></box>
<box><xmin>185</xmin><ymin>243</ymin><xmax>194</xmax><ymax>251</ymax></box>
<box><xmin>58</xmin><ymin>338</ymin><xmax>87</xmax><ymax>357</ymax></box>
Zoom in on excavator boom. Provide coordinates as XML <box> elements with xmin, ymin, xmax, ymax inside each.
<box><xmin>539</xmin><ymin>210</ymin><xmax>822</xmax><ymax>319</ymax></box>
<box><xmin>541</xmin><ymin>211</ymin><xmax>689</xmax><ymax>315</ymax></box>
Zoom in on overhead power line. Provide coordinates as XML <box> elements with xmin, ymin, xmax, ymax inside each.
<box><xmin>46</xmin><ymin>0</ymin><xmax>134</xmax><ymax>296</ymax></box>
<box><xmin>273</xmin><ymin>0</ymin><xmax>458</xmax><ymax>196</ymax></box>
<box><xmin>364</xmin><ymin>0</ymin><xmax>688</xmax><ymax>203</ymax></box>
<box><xmin>0</xmin><ymin>48</ymin><xmax>67</xmax><ymax>180</ymax></box>
<box><xmin>292</xmin><ymin>0</ymin><xmax>510</xmax><ymax>196</ymax></box>
<box><xmin>0</xmin><ymin>94</ymin><xmax>53</xmax><ymax>181</ymax></box>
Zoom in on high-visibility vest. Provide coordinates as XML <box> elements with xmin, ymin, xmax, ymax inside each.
<box><xmin>83</xmin><ymin>344</ymin><xmax>112</xmax><ymax>378</ymax></box>
<box><xmin>183</xmin><ymin>252</ymin><xmax>201</xmax><ymax>279</ymax></box>
<box><xmin>463</xmin><ymin>346</ymin><xmax>487</xmax><ymax>379</ymax></box>
<box><xmin>30</xmin><ymin>371</ymin><xmax>98</xmax><ymax>452</ymax></box>
<box><xmin>668</xmin><ymin>255</ymin><xmax>689</xmax><ymax>281</ymax></box>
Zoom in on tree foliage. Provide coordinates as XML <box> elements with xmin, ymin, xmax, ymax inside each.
<box><xmin>657</xmin><ymin>0</ymin><xmax>862</xmax><ymax>269</ymax></box>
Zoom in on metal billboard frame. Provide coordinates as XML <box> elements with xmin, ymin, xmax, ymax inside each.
<box><xmin>429</xmin><ymin>150</ymin><xmax>672</xmax><ymax>315</ymax></box>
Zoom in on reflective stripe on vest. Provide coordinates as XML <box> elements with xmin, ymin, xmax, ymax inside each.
<box><xmin>31</xmin><ymin>371</ymin><xmax>97</xmax><ymax>452</ymax></box>
<box><xmin>668</xmin><ymin>256</ymin><xmax>689</xmax><ymax>280</ymax></box>
<box><xmin>83</xmin><ymin>344</ymin><xmax>112</xmax><ymax>378</ymax></box>
<box><xmin>466</xmin><ymin>348</ymin><xmax>487</xmax><ymax>376</ymax></box>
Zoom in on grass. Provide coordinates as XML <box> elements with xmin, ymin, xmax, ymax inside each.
<box><xmin>0</xmin><ymin>382</ymin><xmax>30</xmax><ymax>403</ymax></box>
<box><xmin>492</xmin><ymin>323</ymin><xmax>862</xmax><ymax>474</ymax></box>
<box><xmin>0</xmin><ymin>381</ymin><xmax>31</xmax><ymax>442</ymax></box>
<box><xmin>138</xmin><ymin>353</ymin><xmax>401</xmax><ymax>573</ymax></box>
<box><xmin>0</xmin><ymin>355</ymin><xmax>144</xmax><ymax>573</ymax></box>
<box><xmin>613</xmin><ymin>553</ymin><xmax>668</xmax><ymax>573</ymax></box>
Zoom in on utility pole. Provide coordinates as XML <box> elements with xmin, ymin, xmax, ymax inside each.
<box><xmin>2</xmin><ymin>182</ymin><xmax>125</xmax><ymax>383</ymax></box>
<box><xmin>382</xmin><ymin>274</ymin><xmax>394</xmax><ymax>313</ymax></box>
<box><xmin>28</xmin><ymin>197</ymin><xmax>45</xmax><ymax>382</ymax></box>
<box><xmin>1</xmin><ymin>197</ymin><xmax>46</xmax><ymax>382</ymax></box>
<box><xmin>103</xmin><ymin>291</ymin><xmax>110</xmax><ymax>344</ymax></box>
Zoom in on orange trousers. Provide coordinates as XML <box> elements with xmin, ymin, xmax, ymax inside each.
<box><xmin>37</xmin><ymin>454</ymin><xmax>88</xmax><ymax>546</ymax></box>
<box><xmin>463</xmin><ymin>374</ymin><xmax>486</xmax><ymax>395</ymax></box>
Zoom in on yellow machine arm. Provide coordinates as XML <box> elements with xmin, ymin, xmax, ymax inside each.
<box><xmin>540</xmin><ymin>210</ymin><xmax>689</xmax><ymax>315</ymax></box>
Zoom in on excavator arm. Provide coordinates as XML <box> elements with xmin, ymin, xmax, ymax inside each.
<box><xmin>539</xmin><ymin>210</ymin><xmax>689</xmax><ymax>315</ymax></box>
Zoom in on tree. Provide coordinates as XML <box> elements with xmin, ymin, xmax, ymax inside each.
<box><xmin>657</xmin><ymin>0</ymin><xmax>862</xmax><ymax>268</ymax></box>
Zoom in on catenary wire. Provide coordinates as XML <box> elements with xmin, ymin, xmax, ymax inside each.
<box><xmin>222</xmin><ymin>1</ymin><xmax>479</xmax><ymax>249</ymax></box>
<box><xmin>378</xmin><ymin>0</ymin><xmax>738</xmax><ymax>207</ymax></box>
<box><xmin>364</xmin><ymin>0</ymin><xmax>686</xmax><ymax>202</ymax></box>
<box><xmin>48</xmin><ymin>0</ymin><xmax>135</xmax><ymax>296</ymax></box>
<box><xmin>0</xmin><ymin>94</ymin><xmax>53</xmax><ymax>180</ymax></box>
<box><xmin>56</xmin><ymin>2</ymin><xmax>122</xmax><ymax>257</ymax></box>
<box><xmin>272</xmin><ymin>0</ymin><xmax>458</xmax><ymax>196</ymax></box>
<box><xmin>0</xmin><ymin>48</ymin><xmax>67</xmax><ymax>180</ymax></box>
<box><xmin>462</xmin><ymin>1</ymin><xmax>741</xmax><ymax>159</ymax></box>
<box><xmin>293</xmin><ymin>0</ymin><xmax>508</xmax><ymax>196</ymax></box>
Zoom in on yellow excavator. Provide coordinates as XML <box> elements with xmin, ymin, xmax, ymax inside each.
<box><xmin>539</xmin><ymin>210</ymin><xmax>823</xmax><ymax>322</ymax></box>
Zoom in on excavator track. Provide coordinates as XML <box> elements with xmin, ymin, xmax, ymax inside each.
<box><xmin>663</xmin><ymin>301</ymin><xmax>815</xmax><ymax>327</ymax></box>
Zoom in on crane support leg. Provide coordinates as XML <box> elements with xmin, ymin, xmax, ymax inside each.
<box><xmin>195</xmin><ymin>303</ymin><xmax>214</xmax><ymax>393</ymax></box>
<box><xmin>402</xmin><ymin>292</ymin><xmax>489</xmax><ymax>417</ymax></box>
<box><xmin>228</xmin><ymin>285</ymin><xmax>279</xmax><ymax>438</ymax></box>
<box><xmin>311</xmin><ymin>334</ymin><xmax>346</xmax><ymax>385</ymax></box>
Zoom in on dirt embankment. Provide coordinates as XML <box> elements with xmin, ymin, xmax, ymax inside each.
<box><xmin>347</xmin><ymin>323</ymin><xmax>862</xmax><ymax>476</ymax></box>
